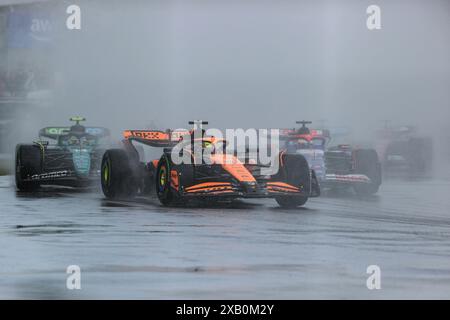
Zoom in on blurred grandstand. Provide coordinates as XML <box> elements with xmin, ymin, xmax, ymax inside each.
<box><xmin>0</xmin><ymin>0</ymin><xmax>54</xmax><ymax>173</ymax></box>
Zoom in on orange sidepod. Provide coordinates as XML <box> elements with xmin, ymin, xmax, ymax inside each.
<box><xmin>209</xmin><ymin>154</ymin><xmax>256</xmax><ymax>183</ymax></box>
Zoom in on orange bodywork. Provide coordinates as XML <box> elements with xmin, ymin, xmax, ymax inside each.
<box><xmin>185</xmin><ymin>182</ymin><xmax>234</xmax><ymax>194</ymax></box>
<box><xmin>123</xmin><ymin>130</ymin><xmax>170</xmax><ymax>140</ymax></box>
<box><xmin>186</xmin><ymin>187</ymin><xmax>235</xmax><ymax>194</ymax></box>
<box><xmin>170</xmin><ymin>130</ymin><xmax>190</xmax><ymax>141</ymax></box>
<box><xmin>208</xmin><ymin>154</ymin><xmax>256</xmax><ymax>183</ymax></box>
<box><xmin>280</xmin><ymin>129</ymin><xmax>328</xmax><ymax>141</ymax></box>
<box><xmin>170</xmin><ymin>170</ymin><xmax>179</xmax><ymax>190</ymax></box>
<box><xmin>185</xmin><ymin>182</ymin><xmax>232</xmax><ymax>191</ymax></box>
<box><xmin>267</xmin><ymin>181</ymin><xmax>301</xmax><ymax>193</ymax></box>
<box><xmin>151</xmin><ymin>159</ymin><xmax>159</xmax><ymax>168</ymax></box>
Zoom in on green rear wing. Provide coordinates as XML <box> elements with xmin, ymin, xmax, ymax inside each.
<box><xmin>39</xmin><ymin>127</ymin><xmax>111</xmax><ymax>140</ymax></box>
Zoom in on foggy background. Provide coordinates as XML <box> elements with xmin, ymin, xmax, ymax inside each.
<box><xmin>1</xmin><ymin>0</ymin><xmax>450</xmax><ymax>300</ymax></box>
<box><xmin>4</xmin><ymin>0</ymin><xmax>450</xmax><ymax>170</ymax></box>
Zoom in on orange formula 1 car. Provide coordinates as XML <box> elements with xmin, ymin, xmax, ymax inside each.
<box><xmin>100</xmin><ymin>121</ymin><xmax>320</xmax><ymax>207</ymax></box>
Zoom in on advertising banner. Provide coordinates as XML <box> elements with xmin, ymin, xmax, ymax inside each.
<box><xmin>6</xmin><ymin>6</ymin><xmax>53</xmax><ymax>48</ymax></box>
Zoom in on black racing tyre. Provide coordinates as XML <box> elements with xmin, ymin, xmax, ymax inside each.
<box><xmin>275</xmin><ymin>153</ymin><xmax>310</xmax><ymax>208</ymax></box>
<box><xmin>276</xmin><ymin>195</ymin><xmax>308</xmax><ymax>208</ymax></box>
<box><xmin>353</xmin><ymin>149</ymin><xmax>381</xmax><ymax>195</ymax></box>
<box><xmin>155</xmin><ymin>154</ymin><xmax>176</xmax><ymax>206</ymax></box>
<box><xmin>15</xmin><ymin>144</ymin><xmax>42</xmax><ymax>191</ymax></box>
<box><xmin>101</xmin><ymin>149</ymin><xmax>137</xmax><ymax>200</ymax></box>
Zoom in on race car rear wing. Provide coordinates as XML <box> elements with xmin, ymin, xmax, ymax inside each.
<box><xmin>123</xmin><ymin>129</ymin><xmax>190</xmax><ymax>147</ymax></box>
<box><xmin>39</xmin><ymin>127</ymin><xmax>111</xmax><ymax>140</ymax></box>
<box><xmin>278</xmin><ymin>128</ymin><xmax>331</xmax><ymax>140</ymax></box>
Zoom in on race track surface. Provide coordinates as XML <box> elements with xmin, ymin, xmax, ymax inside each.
<box><xmin>1</xmin><ymin>175</ymin><xmax>450</xmax><ymax>299</ymax></box>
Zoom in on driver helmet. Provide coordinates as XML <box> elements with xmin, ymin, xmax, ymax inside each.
<box><xmin>297</xmin><ymin>139</ymin><xmax>309</xmax><ymax>149</ymax></box>
<box><xmin>297</xmin><ymin>126</ymin><xmax>310</xmax><ymax>135</ymax></box>
<box><xmin>67</xmin><ymin>135</ymin><xmax>80</xmax><ymax>145</ymax></box>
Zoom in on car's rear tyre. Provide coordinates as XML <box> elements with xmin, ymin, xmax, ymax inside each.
<box><xmin>15</xmin><ymin>144</ymin><xmax>41</xmax><ymax>191</ymax></box>
<box><xmin>156</xmin><ymin>155</ymin><xmax>176</xmax><ymax>206</ymax></box>
<box><xmin>101</xmin><ymin>149</ymin><xmax>137</xmax><ymax>200</ymax></box>
<box><xmin>275</xmin><ymin>153</ymin><xmax>311</xmax><ymax>208</ymax></box>
<box><xmin>353</xmin><ymin>149</ymin><xmax>381</xmax><ymax>196</ymax></box>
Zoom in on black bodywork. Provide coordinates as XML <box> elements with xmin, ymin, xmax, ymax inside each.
<box><xmin>15</xmin><ymin>124</ymin><xmax>110</xmax><ymax>189</ymax></box>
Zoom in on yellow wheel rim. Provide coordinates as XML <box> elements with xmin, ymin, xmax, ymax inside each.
<box><xmin>104</xmin><ymin>161</ymin><xmax>109</xmax><ymax>184</ymax></box>
<box><xmin>160</xmin><ymin>166</ymin><xmax>166</xmax><ymax>186</ymax></box>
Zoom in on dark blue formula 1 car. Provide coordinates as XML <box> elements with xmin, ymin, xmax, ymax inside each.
<box><xmin>15</xmin><ymin>117</ymin><xmax>111</xmax><ymax>190</ymax></box>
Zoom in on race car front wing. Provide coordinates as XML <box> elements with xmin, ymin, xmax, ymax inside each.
<box><xmin>324</xmin><ymin>173</ymin><xmax>372</xmax><ymax>184</ymax></box>
<box><xmin>26</xmin><ymin>169</ymin><xmax>101</xmax><ymax>182</ymax></box>
<box><xmin>181</xmin><ymin>180</ymin><xmax>319</xmax><ymax>198</ymax></box>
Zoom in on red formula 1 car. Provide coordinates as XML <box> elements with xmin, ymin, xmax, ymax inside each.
<box><xmin>100</xmin><ymin>121</ymin><xmax>320</xmax><ymax>207</ymax></box>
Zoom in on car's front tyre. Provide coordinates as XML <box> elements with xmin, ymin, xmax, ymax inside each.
<box><xmin>353</xmin><ymin>149</ymin><xmax>381</xmax><ymax>195</ymax></box>
<box><xmin>155</xmin><ymin>155</ymin><xmax>176</xmax><ymax>206</ymax></box>
<box><xmin>275</xmin><ymin>153</ymin><xmax>312</xmax><ymax>208</ymax></box>
<box><xmin>275</xmin><ymin>196</ymin><xmax>308</xmax><ymax>208</ymax></box>
<box><xmin>101</xmin><ymin>149</ymin><xmax>137</xmax><ymax>200</ymax></box>
<box><xmin>15</xmin><ymin>144</ymin><xmax>42</xmax><ymax>191</ymax></box>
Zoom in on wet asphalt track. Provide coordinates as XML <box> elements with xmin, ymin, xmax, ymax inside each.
<box><xmin>1</xmin><ymin>175</ymin><xmax>450</xmax><ymax>299</ymax></box>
